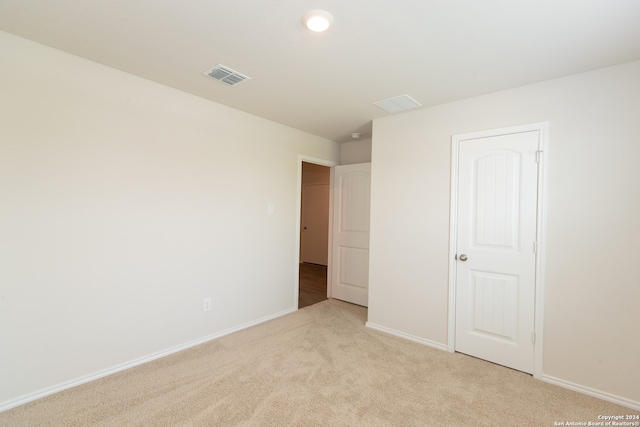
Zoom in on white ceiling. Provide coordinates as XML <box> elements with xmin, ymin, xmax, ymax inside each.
<box><xmin>1</xmin><ymin>0</ymin><xmax>640</xmax><ymax>142</ymax></box>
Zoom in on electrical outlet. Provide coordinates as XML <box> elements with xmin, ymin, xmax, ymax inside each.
<box><xmin>203</xmin><ymin>297</ymin><xmax>212</xmax><ymax>312</ymax></box>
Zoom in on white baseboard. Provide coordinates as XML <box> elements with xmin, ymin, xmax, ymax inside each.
<box><xmin>365</xmin><ymin>322</ymin><xmax>449</xmax><ymax>352</ymax></box>
<box><xmin>0</xmin><ymin>306</ymin><xmax>297</xmax><ymax>413</ymax></box>
<box><xmin>6</xmin><ymin>311</ymin><xmax>638</xmax><ymax>414</ymax></box>
<box><xmin>542</xmin><ymin>374</ymin><xmax>640</xmax><ymax>411</ymax></box>
<box><xmin>365</xmin><ymin>323</ymin><xmax>639</xmax><ymax>412</ymax></box>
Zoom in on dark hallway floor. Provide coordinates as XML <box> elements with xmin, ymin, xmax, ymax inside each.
<box><xmin>298</xmin><ymin>262</ymin><xmax>328</xmax><ymax>309</ymax></box>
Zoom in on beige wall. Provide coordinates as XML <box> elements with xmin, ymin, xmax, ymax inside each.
<box><xmin>368</xmin><ymin>60</ymin><xmax>640</xmax><ymax>407</ymax></box>
<box><xmin>340</xmin><ymin>138</ymin><xmax>372</xmax><ymax>165</ymax></box>
<box><xmin>0</xmin><ymin>31</ymin><xmax>339</xmax><ymax>407</ymax></box>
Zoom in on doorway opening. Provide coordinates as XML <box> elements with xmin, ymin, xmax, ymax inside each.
<box><xmin>299</xmin><ymin>161</ymin><xmax>331</xmax><ymax>308</ymax></box>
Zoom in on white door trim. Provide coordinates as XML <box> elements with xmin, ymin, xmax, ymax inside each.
<box><xmin>447</xmin><ymin>122</ymin><xmax>548</xmax><ymax>379</ymax></box>
<box><xmin>296</xmin><ymin>155</ymin><xmax>338</xmax><ymax>308</ymax></box>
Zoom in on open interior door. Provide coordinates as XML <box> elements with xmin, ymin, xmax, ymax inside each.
<box><xmin>331</xmin><ymin>163</ymin><xmax>371</xmax><ymax>307</ymax></box>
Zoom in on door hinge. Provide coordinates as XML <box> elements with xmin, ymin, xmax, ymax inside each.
<box><xmin>531</xmin><ymin>332</ymin><xmax>536</xmax><ymax>345</ymax></box>
<box><xmin>533</xmin><ymin>241</ymin><xmax>537</xmax><ymax>254</ymax></box>
<box><xmin>536</xmin><ymin>150</ymin><xmax>543</xmax><ymax>163</ymax></box>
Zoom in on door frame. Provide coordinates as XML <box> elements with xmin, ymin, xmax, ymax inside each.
<box><xmin>447</xmin><ymin>122</ymin><xmax>548</xmax><ymax>379</ymax></box>
<box><xmin>295</xmin><ymin>155</ymin><xmax>337</xmax><ymax>308</ymax></box>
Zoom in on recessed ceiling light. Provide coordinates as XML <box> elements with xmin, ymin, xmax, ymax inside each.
<box><xmin>302</xmin><ymin>10</ymin><xmax>334</xmax><ymax>32</ymax></box>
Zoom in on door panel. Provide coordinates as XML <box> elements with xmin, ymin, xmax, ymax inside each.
<box><xmin>471</xmin><ymin>271</ymin><xmax>518</xmax><ymax>342</ymax></box>
<box><xmin>331</xmin><ymin>163</ymin><xmax>371</xmax><ymax>307</ymax></box>
<box><xmin>474</xmin><ymin>151</ymin><xmax>520</xmax><ymax>249</ymax></box>
<box><xmin>301</xmin><ymin>184</ymin><xmax>330</xmax><ymax>265</ymax></box>
<box><xmin>455</xmin><ymin>131</ymin><xmax>538</xmax><ymax>373</ymax></box>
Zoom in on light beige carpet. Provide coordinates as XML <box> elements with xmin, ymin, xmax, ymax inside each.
<box><xmin>1</xmin><ymin>299</ymin><xmax>637</xmax><ymax>426</ymax></box>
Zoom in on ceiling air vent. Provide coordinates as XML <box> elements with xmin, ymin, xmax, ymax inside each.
<box><xmin>203</xmin><ymin>64</ymin><xmax>251</xmax><ymax>86</ymax></box>
<box><xmin>374</xmin><ymin>94</ymin><xmax>422</xmax><ymax>113</ymax></box>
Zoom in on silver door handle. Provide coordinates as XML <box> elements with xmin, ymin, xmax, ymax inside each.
<box><xmin>458</xmin><ymin>254</ymin><xmax>468</xmax><ymax>262</ymax></box>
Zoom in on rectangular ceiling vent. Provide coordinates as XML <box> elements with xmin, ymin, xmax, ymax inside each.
<box><xmin>203</xmin><ymin>64</ymin><xmax>251</xmax><ymax>86</ymax></box>
<box><xmin>374</xmin><ymin>94</ymin><xmax>422</xmax><ymax>113</ymax></box>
